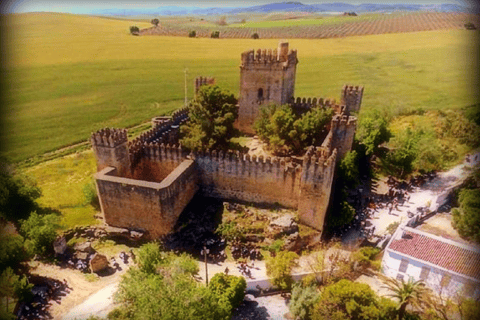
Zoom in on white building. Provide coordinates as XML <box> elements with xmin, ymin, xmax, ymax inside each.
<box><xmin>382</xmin><ymin>226</ymin><xmax>480</xmax><ymax>299</ymax></box>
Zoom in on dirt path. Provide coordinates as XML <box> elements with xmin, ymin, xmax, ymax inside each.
<box><xmin>29</xmin><ymin>259</ymin><xmax>130</xmax><ymax>319</ymax></box>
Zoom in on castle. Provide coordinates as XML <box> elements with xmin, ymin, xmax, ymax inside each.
<box><xmin>91</xmin><ymin>42</ymin><xmax>364</xmax><ymax>239</ymax></box>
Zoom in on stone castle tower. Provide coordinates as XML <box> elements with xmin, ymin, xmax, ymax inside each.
<box><xmin>91</xmin><ymin>128</ymin><xmax>130</xmax><ymax>177</ymax></box>
<box><xmin>237</xmin><ymin>41</ymin><xmax>298</xmax><ymax>133</ymax></box>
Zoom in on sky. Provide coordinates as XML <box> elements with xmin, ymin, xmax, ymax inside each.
<box><xmin>1</xmin><ymin>0</ymin><xmax>472</xmax><ymax>14</ymax></box>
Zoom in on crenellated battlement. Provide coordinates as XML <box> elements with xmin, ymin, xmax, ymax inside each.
<box><xmin>341</xmin><ymin>84</ymin><xmax>364</xmax><ymax>113</ymax></box>
<box><xmin>289</xmin><ymin>96</ymin><xmax>346</xmax><ymax>115</ymax></box>
<box><xmin>331</xmin><ymin>114</ymin><xmax>357</xmax><ymax>129</ymax></box>
<box><xmin>240</xmin><ymin>41</ymin><xmax>297</xmax><ymax>67</ymax></box>
<box><xmin>194</xmin><ymin>76</ymin><xmax>216</xmax><ymax>95</ymax></box>
<box><xmin>91</xmin><ymin>128</ymin><xmax>128</xmax><ymax>148</ymax></box>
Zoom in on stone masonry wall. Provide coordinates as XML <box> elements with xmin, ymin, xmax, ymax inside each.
<box><xmin>194</xmin><ymin>151</ymin><xmax>302</xmax><ymax>208</ymax></box>
<box><xmin>298</xmin><ymin>147</ymin><xmax>337</xmax><ymax>231</ymax></box>
<box><xmin>95</xmin><ymin>160</ymin><xmax>198</xmax><ymax>238</ymax></box>
<box><xmin>237</xmin><ymin>42</ymin><xmax>298</xmax><ymax>133</ymax></box>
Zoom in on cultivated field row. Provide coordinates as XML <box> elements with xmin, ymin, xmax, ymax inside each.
<box><xmin>139</xmin><ymin>12</ymin><xmax>478</xmax><ymax>39</ymax></box>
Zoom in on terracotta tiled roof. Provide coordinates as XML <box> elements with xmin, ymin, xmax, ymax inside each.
<box><xmin>389</xmin><ymin>229</ymin><xmax>480</xmax><ymax>280</ymax></box>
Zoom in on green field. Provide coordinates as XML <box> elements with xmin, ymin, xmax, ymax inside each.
<box><xmin>227</xmin><ymin>12</ymin><xmax>402</xmax><ymax>28</ymax></box>
<box><xmin>2</xmin><ymin>12</ymin><xmax>479</xmax><ymax>164</ymax></box>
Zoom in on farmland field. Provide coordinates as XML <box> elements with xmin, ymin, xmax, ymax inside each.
<box><xmin>1</xmin><ymin>12</ymin><xmax>479</xmax><ymax>164</ymax></box>
<box><xmin>140</xmin><ymin>12</ymin><xmax>477</xmax><ymax>38</ymax></box>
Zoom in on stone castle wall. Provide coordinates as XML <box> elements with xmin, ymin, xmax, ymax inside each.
<box><xmin>95</xmin><ymin>160</ymin><xmax>198</xmax><ymax>238</ymax></box>
<box><xmin>195</xmin><ymin>151</ymin><xmax>302</xmax><ymax>208</ymax></box>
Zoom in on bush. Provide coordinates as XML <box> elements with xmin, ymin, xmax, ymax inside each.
<box><xmin>452</xmin><ymin>188</ymin><xmax>480</xmax><ymax>243</ymax></box>
<box><xmin>0</xmin><ymin>233</ymin><xmax>31</xmax><ymax>272</ymax></box>
<box><xmin>151</xmin><ymin>18</ymin><xmax>159</xmax><ymax>27</ymax></box>
<box><xmin>352</xmin><ymin>247</ymin><xmax>381</xmax><ymax>270</ymax></box>
<box><xmin>465</xmin><ymin>22</ymin><xmax>476</xmax><ymax>30</ymax></box>
<box><xmin>20</xmin><ymin>212</ymin><xmax>60</xmax><ymax>256</ymax></box>
<box><xmin>216</xmin><ymin>222</ymin><xmax>244</xmax><ymax>241</ymax></box>
<box><xmin>386</xmin><ymin>221</ymin><xmax>400</xmax><ymax>235</ymax></box>
<box><xmin>188</xmin><ymin>30</ymin><xmax>196</xmax><ymax>38</ymax></box>
<box><xmin>209</xmin><ymin>273</ymin><xmax>246</xmax><ymax>314</ymax></box>
<box><xmin>289</xmin><ymin>282</ymin><xmax>320</xmax><ymax>320</ymax></box>
<box><xmin>83</xmin><ymin>179</ymin><xmax>100</xmax><ymax>210</ymax></box>
<box><xmin>312</xmin><ymin>279</ymin><xmax>396</xmax><ymax>320</ymax></box>
<box><xmin>210</xmin><ymin>31</ymin><xmax>220</xmax><ymax>38</ymax></box>
<box><xmin>251</xmin><ymin>33</ymin><xmax>259</xmax><ymax>39</ymax></box>
<box><xmin>217</xmin><ymin>16</ymin><xmax>227</xmax><ymax>26</ymax></box>
<box><xmin>136</xmin><ymin>243</ymin><xmax>163</xmax><ymax>274</ymax></box>
<box><xmin>129</xmin><ymin>26</ymin><xmax>139</xmax><ymax>35</ymax></box>
<box><xmin>266</xmin><ymin>251</ymin><xmax>299</xmax><ymax>291</ymax></box>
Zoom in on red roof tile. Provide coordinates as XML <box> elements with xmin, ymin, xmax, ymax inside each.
<box><xmin>389</xmin><ymin>230</ymin><xmax>480</xmax><ymax>280</ymax></box>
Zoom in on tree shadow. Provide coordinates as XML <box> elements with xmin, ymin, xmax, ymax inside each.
<box><xmin>232</xmin><ymin>300</ymin><xmax>270</xmax><ymax>320</ymax></box>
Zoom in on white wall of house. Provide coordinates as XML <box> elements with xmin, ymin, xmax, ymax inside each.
<box><xmin>382</xmin><ymin>249</ymin><xmax>480</xmax><ymax>299</ymax></box>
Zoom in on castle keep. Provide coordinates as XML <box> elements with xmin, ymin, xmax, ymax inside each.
<box><xmin>91</xmin><ymin>42</ymin><xmax>364</xmax><ymax>238</ymax></box>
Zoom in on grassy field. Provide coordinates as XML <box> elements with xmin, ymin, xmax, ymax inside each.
<box><xmin>2</xmin><ymin>12</ymin><xmax>479</xmax><ymax>165</ymax></box>
<box><xmin>228</xmin><ymin>12</ymin><xmax>401</xmax><ymax>28</ymax></box>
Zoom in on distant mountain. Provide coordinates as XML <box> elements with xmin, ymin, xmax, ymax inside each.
<box><xmin>88</xmin><ymin>2</ymin><xmax>476</xmax><ymax>16</ymax></box>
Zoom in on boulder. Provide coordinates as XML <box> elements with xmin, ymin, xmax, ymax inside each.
<box><xmin>266</xmin><ymin>214</ymin><xmax>299</xmax><ymax>238</ymax></box>
<box><xmin>89</xmin><ymin>253</ymin><xmax>109</xmax><ymax>273</ymax></box>
<box><xmin>283</xmin><ymin>232</ymin><xmax>303</xmax><ymax>252</ymax></box>
<box><xmin>53</xmin><ymin>236</ymin><xmax>67</xmax><ymax>255</ymax></box>
<box><xmin>74</xmin><ymin>241</ymin><xmax>95</xmax><ymax>254</ymax></box>
<box><xmin>74</xmin><ymin>251</ymin><xmax>89</xmax><ymax>261</ymax></box>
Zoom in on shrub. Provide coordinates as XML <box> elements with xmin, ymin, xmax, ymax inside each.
<box><xmin>386</xmin><ymin>221</ymin><xmax>400</xmax><ymax>234</ymax></box>
<box><xmin>312</xmin><ymin>279</ymin><xmax>396</xmax><ymax>320</ymax></box>
<box><xmin>210</xmin><ymin>31</ymin><xmax>220</xmax><ymax>38</ymax></box>
<box><xmin>266</xmin><ymin>251</ymin><xmax>299</xmax><ymax>291</ymax></box>
<box><xmin>188</xmin><ymin>30</ymin><xmax>196</xmax><ymax>38</ymax></box>
<box><xmin>83</xmin><ymin>179</ymin><xmax>100</xmax><ymax>210</ymax></box>
<box><xmin>465</xmin><ymin>22</ymin><xmax>476</xmax><ymax>30</ymax></box>
<box><xmin>216</xmin><ymin>222</ymin><xmax>244</xmax><ymax>241</ymax></box>
<box><xmin>136</xmin><ymin>243</ymin><xmax>163</xmax><ymax>274</ymax></box>
<box><xmin>20</xmin><ymin>212</ymin><xmax>60</xmax><ymax>256</ymax></box>
<box><xmin>289</xmin><ymin>282</ymin><xmax>320</xmax><ymax>320</ymax></box>
<box><xmin>217</xmin><ymin>16</ymin><xmax>227</xmax><ymax>26</ymax></box>
<box><xmin>251</xmin><ymin>33</ymin><xmax>259</xmax><ymax>39</ymax></box>
<box><xmin>452</xmin><ymin>188</ymin><xmax>480</xmax><ymax>243</ymax></box>
<box><xmin>209</xmin><ymin>273</ymin><xmax>246</xmax><ymax>314</ymax></box>
<box><xmin>352</xmin><ymin>247</ymin><xmax>381</xmax><ymax>270</ymax></box>
<box><xmin>129</xmin><ymin>26</ymin><xmax>139</xmax><ymax>35</ymax></box>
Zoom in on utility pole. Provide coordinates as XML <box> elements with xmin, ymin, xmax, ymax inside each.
<box><xmin>184</xmin><ymin>67</ymin><xmax>188</xmax><ymax>108</ymax></box>
<box><xmin>202</xmin><ymin>245</ymin><xmax>209</xmax><ymax>286</ymax></box>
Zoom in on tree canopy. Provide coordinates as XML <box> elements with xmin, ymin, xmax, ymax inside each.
<box><xmin>112</xmin><ymin>243</ymin><xmax>244</xmax><ymax>320</ymax></box>
<box><xmin>0</xmin><ymin>171</ymin><xmax>41</xmax><ymax>223</ymax></box>
<box><xmin>312</xmin><ymin>279</ymin><xmax>396</xmax><ymax>320</ymax></box>
<box><xmin>19</xmin><ymin>212</ymin><xmax>60</xmax><ymax>256</ymax></box>
<box><xmin>254</xmin><ymin>104</ymin><xmax>333</xmax><ymax>155</ymax></box>
<box><xmin>452</xmin><ymin>188</ymin><xmax>480</xmax><ymax>244</ymax></box>
<box><xmin>180</xmin><ymin>85</ymin><xmax>238</xmax><ymax>151</ymax></box>
<box><xmin>356</xmin><ymin>109</ymin><xmax>391</xmax><ymax>156</ymax></box>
